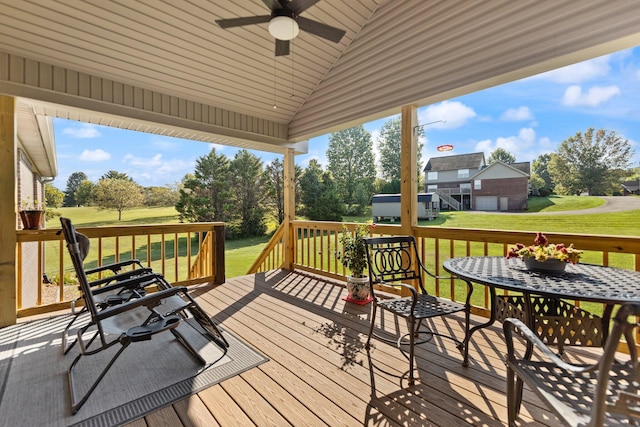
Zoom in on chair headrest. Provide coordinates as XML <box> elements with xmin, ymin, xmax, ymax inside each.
<box><xmin>76</xmin><ymin>232</ymin><xmax>90</xmax><ymax>261</ymax></box>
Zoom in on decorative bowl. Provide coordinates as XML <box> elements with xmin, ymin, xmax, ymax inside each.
<box><xmin>523</xmin><ymin>257</ymin><xmax>567</xmax><ymax>274</ymax></box>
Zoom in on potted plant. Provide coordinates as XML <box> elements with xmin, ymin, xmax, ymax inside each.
<box><xmin>506</xmin><ymin>232</ymin><xmax>582</xmax><ymax>274</ymax></box>
<box><xmin>19</xmin><ymin>197</ymin><xmax>46</xmax><ymax>230</ymax></box>
<box><xmin>338</xmin><ymin>222</ymin><xmax>375</xmax><ymax>301</ymax></box>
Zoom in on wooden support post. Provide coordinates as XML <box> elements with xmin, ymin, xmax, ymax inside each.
<box><xmin>214</xmin><ymin>224</ymin><xmax>225</xmax><ymax>285</ymax></box>
<box><xmin>283</xmin><ymin>148</ymin><xmax>295</xmax><ymax>270</ymax></box>
<box><xmin>0</xmin><ymin>95</ymin><xmax>17</xmax><ymax>326</ymax></box>
<box><xmin>400</xmin><ymin>105</ymin><xmax>418</xmax><ymax>235</ymax></box>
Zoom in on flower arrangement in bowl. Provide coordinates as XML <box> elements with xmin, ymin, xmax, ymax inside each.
<box><xmin>506</xmin><ymin>232</ymin><xmax>582</xmax><ymax>274</ymax></box>
<box><xmin>337</xmin><ymin>221</ymin><xmax>375</xmax><ymax>301</ymax></box>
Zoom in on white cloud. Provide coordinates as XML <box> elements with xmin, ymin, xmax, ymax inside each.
<box><xmin>472</xmin><ymin>128</ymin><xmax>554</xmax><ymax>162</ymax></box>
<box><xmin>536</xmin><ymin>55</ymin><xmax>612</xmax><ymax>83</ymax></box>
<box><xmin>419</xmin><ymin>101</ymin><xmax>476</xmax><ymax>129</ymax></box>
<box><xmin>62</xmin><ymin>123</ymin><xmax>101</xmax><ymax>138</ymax></box>
<box><xmin>500</xmin><ymin>106</ymin><xmax>533</xmax><ymax>121</ymax></box>
<box><xmin>79</xmin><ymin>149</ymin><xmax>110</xmax><ymax>162</ymax></box>
<box><xmin>562</xmin><ymin>85</ymin><xmax>621</xmax><ymax>107</ymax></box>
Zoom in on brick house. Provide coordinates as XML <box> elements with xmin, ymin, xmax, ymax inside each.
<box><xmin>424</xmin><ymin>152</ymin><xmax>530</xmax><ymax>211</ymax></box>
<box><xmin>471</xmin><ymin>161</ymin><xmax>530</xmax><ymax>211</ymax></box>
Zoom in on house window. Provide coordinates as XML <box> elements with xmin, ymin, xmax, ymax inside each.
<box><xmin>427</xmin><ymin>185</ymin><xmax>437</xmax><ymax>192</ymax></box>
<box><xmin>427</xmin><ymin>171</ymin><xmax>438</xmax><ymax>181</ymax></box>
<box><xmin>458</xmin><ymin>169</ymin><xmax>470</xmax><ymax>179</ymax></box>
<box><xmin>474</xmin><ymin>179</ymin><xmax>481</xmax><ymax>190</ymax></box>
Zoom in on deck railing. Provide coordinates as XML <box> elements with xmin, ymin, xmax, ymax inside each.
<box><xmin>16</xmin><ymin>222</ymin><xmax>225</xmax><ymax>317</ymax></box>
<box><xmin>250</xmin><ymin>220</ymin><xmax>640</xmax><ymax>316</ymax></box>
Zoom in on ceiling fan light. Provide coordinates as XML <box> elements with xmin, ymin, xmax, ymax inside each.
<box><xmin>269</xmin><ymin>16</ymin><xmax>299</xmax><ymax>40</ymax></box>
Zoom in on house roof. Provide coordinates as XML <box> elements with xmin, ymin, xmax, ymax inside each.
<box><xmin>472</xmin><ymin>161</ymin><xmax>530</xmax><ymax>179</ymax></box>
<box><xmin>2</xmin><ymin>1</ymin><xmax>640</xmax><ymax>160</ymax></box>
<box><xmin>507</xmin><ymin>161</ymin><xmax>531</xmax><ymax>176</ymax></box>
<box><xmin>424</xmin><ymin>153</ymin><xmax>486</xmax><ymax>172</ymax></box>
<box><xmin>622</xmin><ymin>181</ymin><xmax>640</xmax><ymax>192</ymax></box>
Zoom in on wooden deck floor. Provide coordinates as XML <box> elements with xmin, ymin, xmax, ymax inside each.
<box><xmin>123</xmin><ymin>270</ymin><xmax>572</xmax><ymax>427</ymax></box>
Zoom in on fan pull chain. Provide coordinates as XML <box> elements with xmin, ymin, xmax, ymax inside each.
<box><xmin>273</xmin><ymin>56</ymin><xmax>277</xmax><ymax>109</ymax></box>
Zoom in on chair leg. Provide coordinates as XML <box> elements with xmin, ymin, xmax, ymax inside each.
<box><xmin>68</xmin><ymin>338</ymin><xmax>130</xmax><ymax>415</ymax></box>
<box><xmin>408</xmin><ymin>315</ymin><xmax>415</xmax><ymax>386</ymax></box>
<box><xmin>366</xmin><ymin>303</ymin><xmax>377</xmax><ymax>349</ymax></box>
<box><xmin>506</xmin><ymin>362</ymin><xmax>524</xmax><ymax>426</ymax></box>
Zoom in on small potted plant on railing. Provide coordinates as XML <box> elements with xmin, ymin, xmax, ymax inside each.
<box><xmin>19</xmin><ymin>197</ymin><xmax>46</xmax><ymax>230</ymax></box>
<box><xmin>337</xmin><ymin>222</ymin><xmax>375</xmax><ymax>302</ymax></box>
<box><xmin>506</xmin><ymin>232</ymin><xmax>582</xmax><ymax>274</ymax></box>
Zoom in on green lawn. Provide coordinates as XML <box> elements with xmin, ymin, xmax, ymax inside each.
<box><xmin>48</xmin><ymin>196</ymin><xmax>640</xmax><ymax>280</ymax></box>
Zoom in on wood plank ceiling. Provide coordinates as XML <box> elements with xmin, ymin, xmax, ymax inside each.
<box><xmin>2</xmin><ymin>0</ymin><xmax>640</xmax><ymax>166</ymax></box>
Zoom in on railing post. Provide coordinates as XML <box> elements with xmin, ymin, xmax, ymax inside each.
<box><xmin>214</xmin><ymin>224</ymin><xmax>225</xmax><ymax>285</ymax></box>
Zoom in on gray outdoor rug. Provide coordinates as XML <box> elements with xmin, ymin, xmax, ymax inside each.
<box><xmin>0</xmin><ymin>313</ymin><xmax>268</xmax><ymax>427</ymax></box>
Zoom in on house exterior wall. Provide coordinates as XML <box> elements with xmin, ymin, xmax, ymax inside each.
<box><xmin>472</xmin><ymin>177</ymin><xmax>529</xmax><ymax>211</ymax></box>
<box><xmin>16</xmin><ymin>146</ymin><xmax>44</xmax><ymax>308</ymax></box>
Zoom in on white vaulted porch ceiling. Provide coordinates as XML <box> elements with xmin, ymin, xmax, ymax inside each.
<box><xmin>2</xmin><ymin>0</ymin><xmax>640</xmax><ymax>175</ymax></box>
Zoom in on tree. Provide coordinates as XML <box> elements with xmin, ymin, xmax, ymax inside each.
<box><xmin>101</xmin><ymin>170</ymin><xmax>132</xmax><ymax>181</ymax></box>
<box><xmin>549</xmin><ymin>128</ymin><xmax>634</xmax><ymax>196</ymax></box>
<box><xmin>74</xmin><ymin>180</ymin><xmax>95</xmax><ymax>206</ymax></box>
<box><xmin>143</xmin><ymin>186</ymin><xmax>179</xmax><ymax>207</ymax></box>
<box><xmin>45</xmin><ymin>183</ymin><xmax>64</xmax><ymax>208</ymax></box>
<box><xmin>532</xmin><ymin>153</ymin><xmax>554</xmax><ymax>192</ymax></box>
<box><xmin>92</xmin><ymin>178</ymin><xmax>144</xmax><ymax>220</ymax></box>
<box><xmin>229</xmin><ymin>150</ymin><xmax>267</xmax><ymax>237</ymax></box>
<box><xmin>326</xmin><ymin>125</ymin><xmax>376</xmax><ymax>210</ymax></box>
<box><xmin>299</xmin><ymin>160</ymin><xmax>343</xmax><ymax>221</ymax></box>
<box><xmin>377</xmin><ymin>118</ymin><xmax>424</xmax><ymax>187</ymax></box>
<box><xmin>487</xmin><ymin>148</ymin><xmax>516</xmax><ymax>164</ymax></box>
<box><xmin>63</xmin><ymin>172</ymin><xmax>88</xmax><ymax>206</ymax></box>
<box><xmin>175</xmin><ymin>148</ymin><xmax>231</xmax><ymax>223</ymax></box>
<box><xmin>263</xmin><ymin>158</ymin><xmax>301</xmax><ymax>224</ymax></box>
<box><xmin>528</xmin><ymin>174</ymin><xmax>546</xmax><ymax>195</ymax></box>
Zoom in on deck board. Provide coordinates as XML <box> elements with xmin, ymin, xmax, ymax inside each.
<box><xmin>120</xmin><ymin>269</ymin><xmax>594</xmax><ymax>427</ymax></box>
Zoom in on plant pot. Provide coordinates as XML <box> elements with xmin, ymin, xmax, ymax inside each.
<box><xmin>346</xmin><ymin>276</ymin><xmax>371</xmax><ymax>301</ymax></box>
<box><xmin>19</xmin><ymin>210</ymin><xmax>45</xmax><ymax>230</ymax></box>
<box><xmin>523</xmin><ymin>257</ymin><xmax>567</xmax><ymax>274</ymax></box>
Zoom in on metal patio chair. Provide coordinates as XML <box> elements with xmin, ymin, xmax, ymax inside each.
<box><xmin>60</xmin><ymin>217</ymin><xmax>172</xmax><ymax>353</ymax></box>
<box><xmin>364</xmin><ymin>235</ymin><xmax>470</xmax><ymax>385</ymax></box>
<box><xmin>504</xmin><ymin>302</ymin><xmax>640</xmax><ymax>427</ymax></box>
<box><xmin>60</xmin><ymin>217</ymin><xmax>228</xmax><ymax>414</ymax></box>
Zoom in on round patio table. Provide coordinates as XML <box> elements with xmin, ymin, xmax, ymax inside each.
<box><xmin>443</xmin><ymin>256</ymin><xmax>640</xmax><ymax>366</ymax></box>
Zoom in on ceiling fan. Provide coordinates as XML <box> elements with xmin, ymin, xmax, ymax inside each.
<box><xmin>216</xmin><ymin>0</ymin><xmax>346</xmax><ymax>56</ymax></box>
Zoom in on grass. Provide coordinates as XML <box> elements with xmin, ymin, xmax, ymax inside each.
<box><xmin>47</xmin><ymin>196</ymin><xmax>640</xmax><ymax>281</ymax></box>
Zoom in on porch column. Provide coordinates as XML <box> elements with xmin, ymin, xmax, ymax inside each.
<box><xmin>283</xmin><ymin>148</ymin><xmax>295</xmax><ymax>269</ymax></box>
<box><xmin>400</xmin><ymin>105</ymin><xmax>418</xmax><ymax>234</ymax></box>
<box><xmin>0</xmin><ymin>95</ymin><xmax>17</xmax><ymax>326</ymax></box>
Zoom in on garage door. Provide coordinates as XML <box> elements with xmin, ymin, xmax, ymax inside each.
<box><xmin>476</xmin><ymin>196</ymin><xmax>498</xmax><ymax>211</ymax></box>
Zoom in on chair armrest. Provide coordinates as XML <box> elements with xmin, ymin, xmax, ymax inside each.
<box><xmin>85</xmin><ymin>259</ymin><xmax>142</xmax><ymax>275</ymax></box>
<box><xmin>96</xmin><ymin>286</ymin><xmax>188</xmax><ymax>320</ymax></box>
<box><xmin>503</xmin><ymin>317</ymin><xmax>597</xmax><ymax>374</ymax></box>
<box><xmin>91</xmin><ymin>273</ymin><xmax>162</xmax><ymax>296</ymax></box>
<box><xmin>88</xmin><ymin>268</ymin><xmax>154</xmax><ymax>287</ymax></box>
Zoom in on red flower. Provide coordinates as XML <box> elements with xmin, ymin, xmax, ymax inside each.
<box><xmin>534</xmin><ymin>232</ymin><xmax>548</xmax><ymax>246</ymax></box>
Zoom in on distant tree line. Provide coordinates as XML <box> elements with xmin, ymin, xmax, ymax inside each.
<box><xmin>494</xmin><ymin>128</ymin><xmax>636</xmax><ymax>197</ymax></box>
<box><xmin>56</xmin><ymin>170</ymin><xmax>179</xmax><ymax>220</ymax></box>
<box><xmin>52</xmin><ymin>124</ymin><xmax>636</xmax><ymax>239</ymax></box>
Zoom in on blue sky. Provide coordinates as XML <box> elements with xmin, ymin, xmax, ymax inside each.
<box><xmin>52</xmin><ymin>47</ymin><xmax>640</xmax><ymax>191</ymax></box>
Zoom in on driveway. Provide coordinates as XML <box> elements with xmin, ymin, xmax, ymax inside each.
<box><xmin>471</xmin><ymin>196</ymin><xmax>640</xmax><ymax>215</ymax></box>
<box><xmin>533</xmin><ymin>196</ymin><xmax>640</xmax><ymax>215</ymax></box>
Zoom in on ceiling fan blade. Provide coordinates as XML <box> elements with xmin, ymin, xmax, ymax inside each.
<box><xmin>262</xmin><ymin>0</ymin><xmax>283</xmax><ymax>10</ymax></box>
<box><xmin>216</xmin><ymin>15</ymin><xmax>271</xmax><ymax>28</ymax></box>
<box><xmin>297</xmin><ymin>16</ymin><xmax>346</xmax><ymax>43</ymax></box>
<box><xmin>275</xmin><ymin>39</ymin><xmax>290</xmax><ymax>56</ymax></box>
<box><xmin>287</xmin><ymin>0</ymin><xmax>321</xmax><ymax>14</ymax></box>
